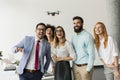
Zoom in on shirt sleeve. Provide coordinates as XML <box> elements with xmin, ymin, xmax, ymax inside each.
<box><xmin>12</xmin><ymin>36</ymin><xmax>25</xmax><ymax>53</ymax></box>
<box><xmin>86</xmin><ymin>35</ymin><xmax>95</xmax><ymax>72</ymax></box>
<box><xmin>66</xmin><ymin>41</ymin><xmax>76</xmax><ymax>61</ymax></box>
<box><xmin>111</xmin><ymin>37</ymin><xmax>119</xmax><ymax>57</ymax></box>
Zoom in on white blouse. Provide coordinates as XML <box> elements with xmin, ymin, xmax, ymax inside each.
<box><xmin>51</xmin><ymin>41</ymin><xmax>76</xmax><ymax>61</ymax></box>
<box><xmin>98</xmin><ymin>36</ymin><xmax>119</xmax><ymax>64</ymax></box>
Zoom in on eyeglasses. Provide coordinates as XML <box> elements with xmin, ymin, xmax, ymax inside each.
<box><xmin>36</xmin><ymin>28</ymin><xmax>45</xmax><ymax>31</ymax></box>
<box><xmin>56</xmin><ymin>30</ymin><xmax>63</xmax><ymax>33</ymax></box>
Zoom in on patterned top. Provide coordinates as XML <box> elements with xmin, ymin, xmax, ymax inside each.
<box><xmin>51</xmin><ymin>41</ymin><xmax>76</xmax><ymax>61</ymax></box>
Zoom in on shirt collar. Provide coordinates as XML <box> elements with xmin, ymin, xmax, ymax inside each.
<box><xmin>35</xmin><ymin>36</ymin><xmax>43</xmax><ymax>42</ymax></box>
<box><xmin>75</xmin><ymin>29</ymin><xmax>85</xmax><ymax>35</ymax></box>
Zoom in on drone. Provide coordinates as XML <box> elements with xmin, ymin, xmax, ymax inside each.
<box><xmin>46</xmin><ymin>11</ymin><xmax>60</xmax><ymax>16</ymax></box>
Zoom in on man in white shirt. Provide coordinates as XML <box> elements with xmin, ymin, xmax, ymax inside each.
<box><xmin>13</xmin><ymin>23</ymin><xmax>51</xmax><ymax>80</ymax></box>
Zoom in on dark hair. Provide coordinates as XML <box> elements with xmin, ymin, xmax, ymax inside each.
<box><xmin>73</xmin><ymin>16</ymin><xmax>84</xmax><ymax>23</ymax></box>
<box><xmin>46</xmin><ymin>24</ymin><xmax>55</xmax><ymax>33</ymax></box>
<box><xmin>45</xmin><ymin>24</ymin><xmax>55</xmax><ymax>41</ymax></box>
<box><xmin>36</xmin><ymin>23</ymin><xmax>46</xmax><ymax>29</ymax></box>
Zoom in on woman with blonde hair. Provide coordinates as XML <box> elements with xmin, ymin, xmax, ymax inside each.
<box><xmin>51</xmin><ymin>26</ymin><xmax>76</xmax><ymax>80</ymax></box>
<box><xmin>94</xmin><ymin>22</ymin><xmax>120</xmax><ymax>80</ymax></box>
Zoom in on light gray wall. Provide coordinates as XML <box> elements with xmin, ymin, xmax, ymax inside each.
<box><xmin>106</xmin><ymin>0</ymin><xmax>120</xmax><ymax>50</ymax></box>
<box><xmin>0</xmin><ymin>0</ymin><xmax>119</xmax><ymax>65</ymax></box>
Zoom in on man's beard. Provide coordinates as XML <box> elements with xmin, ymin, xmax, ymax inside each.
<box><xmin>74</xmin><ymin>26</ymin><xmax>83</xmax><ymax>33</ymax></box>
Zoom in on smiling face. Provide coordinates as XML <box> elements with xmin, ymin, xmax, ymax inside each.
<box><xmin>35</xmin><ymin>25</ymin><xmax>46</xmax><ymax>39</ymax></box>
<box><xmin>54</xmin><ymin>26</ymin><xmax>66</xmax><ymax>47</ymax></box>
<box><xmin>46</xmin><ymin>28</ymin><xmax>53</xmax><ymax>38</ymax></box>
<box><xmin>56</xmin><ymin>27</ymin><xmax>64</xmax><ymax>39</ymax></box>
<box><xmin>73</xmin><ymin>19</ymin><xmax>83</xmax><ymax>33</ymax></box>
<box><xmin>94</xmin><ymin>22</ymin><xmax>108</xmax><ymax>49</ymax></box>
<box><xmin>94</xmin><ymin>24</ymin><xmax>103</xmax><ymax>35</ymax></box>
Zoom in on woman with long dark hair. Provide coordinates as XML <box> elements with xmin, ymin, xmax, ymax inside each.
<box><xmin>45</xmin><ymin>24</ymin><xmax>55</xmax><ymax>74</ymax></box>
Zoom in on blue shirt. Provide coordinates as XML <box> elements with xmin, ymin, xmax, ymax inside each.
<box><xmin>72</xmin><ymin>30</ymin><xmax>95</xmax><ymax>72</ymax></box>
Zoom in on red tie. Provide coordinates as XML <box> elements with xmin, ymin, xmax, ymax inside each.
<box><xmin>34</xmin><ymin>40</ymin><xmax>40</xmax><ymax>70</ymax></box>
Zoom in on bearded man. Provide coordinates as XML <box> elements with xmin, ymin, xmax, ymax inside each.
<box><xmin>71</xmin><ymin>16</ymin><xmax>95</xmax><ymax>80</ymax></box>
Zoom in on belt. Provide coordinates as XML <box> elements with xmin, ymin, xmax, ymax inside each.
<box><xmin>24</xmin><ymin>69</ymin><xmax>39</xmax><ymax>73</ymax></box>
<box><xmin>75</xmin><ymin>63</ymin><xmax>87</xmax><ymax>67</ymax></box>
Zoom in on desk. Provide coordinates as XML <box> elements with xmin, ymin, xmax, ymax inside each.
<box><xmin>0</xmin><ymin>60</ymin><xmax>54</xmax><ymax>80</ymax></box>
<box><xmin>0</xmin><ymin>71</ymin><xmax>19</xmax><ymax>80</ymax></box>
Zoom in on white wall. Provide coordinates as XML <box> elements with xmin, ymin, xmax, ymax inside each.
<box><xmin>0</xmin><ymin>0</ymin><xmax>112</xmax><ymax>65</ymax></box>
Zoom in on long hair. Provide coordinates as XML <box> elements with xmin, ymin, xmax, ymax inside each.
<box><xmin>44</xmin><ymin>24</ymin><xmax>55</xmax><ymax>41</ymax></box>
<box><xmin>94</xmin><ymin>22</ymin><xmax>108</xmax><ymax>50</ymax></box>
<box><xmin>53</xmin><ymin>26</ymin><xmax>66</xmax><ymax>48</ymax></box>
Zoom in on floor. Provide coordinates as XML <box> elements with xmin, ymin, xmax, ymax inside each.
<box><xmin>0</xmin><ymin>66</ymin><xmax>106</xmax><ymax>80</ymax></box>
<box><xmin>44</xmin><ymin>66</ymin><xmax>106</xmax><ymax>80</ymax></box>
